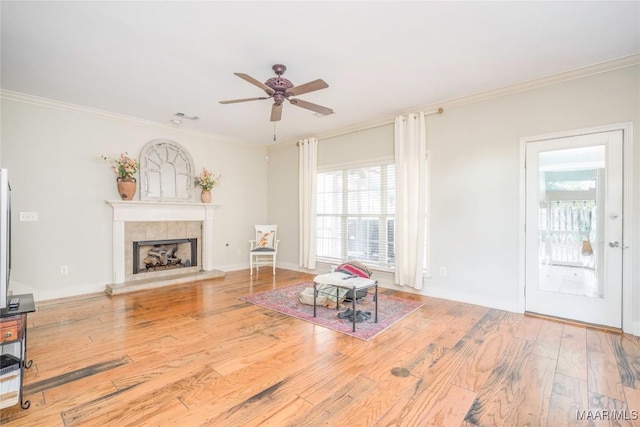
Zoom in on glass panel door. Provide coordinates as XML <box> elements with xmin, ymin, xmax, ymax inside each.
<box><xmin>525</xmin><ymin>131</ymin><xmax>623</xmax><ymax>327</ymax></box>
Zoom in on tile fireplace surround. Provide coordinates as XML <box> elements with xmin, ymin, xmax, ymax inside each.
<box><xmin>106</xmin><ymin>200</ymin><xmax>225</xmax><ymax>295</ymax></box>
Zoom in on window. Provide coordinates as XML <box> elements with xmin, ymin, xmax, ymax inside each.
<box><xmin>316</xmin><ymin>162</ymin><xmax>396</xmax><ymax>269</ymax></box>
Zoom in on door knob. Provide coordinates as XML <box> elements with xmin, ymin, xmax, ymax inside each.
<box><xmin>609</xmin><ymin>241</ymin><xmax>620</xmax><ymax>248</ymax></box>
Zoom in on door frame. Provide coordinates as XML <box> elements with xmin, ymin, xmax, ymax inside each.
<box><xmin>518</xmin><ymin>122</ymin><xmax>634</xmax><ymax>333</ymax></box>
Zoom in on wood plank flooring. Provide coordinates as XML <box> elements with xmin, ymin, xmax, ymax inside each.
<box><xmin>1</xmin><ymin>269</ymin><xmax>638</xmax><ymax>426</ymax></box>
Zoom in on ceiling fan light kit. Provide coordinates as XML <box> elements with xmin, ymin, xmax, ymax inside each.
<box><xmin>219</xmin><ymin>64</ymin><xmax>334</xmax><ymax>122</ymax></box>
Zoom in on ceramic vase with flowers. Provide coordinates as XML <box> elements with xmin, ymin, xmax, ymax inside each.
<box><xmin>102</xmin><ymin>153</ymin><xmax>140</xmax><ymax>200</ymax></box>
<box><xmin>195</xmin><ymin>167</ymin><xmax>220</xmax><ymax>203</ymax></box>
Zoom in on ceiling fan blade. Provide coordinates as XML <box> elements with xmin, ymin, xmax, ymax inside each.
<box><xmin>270</xmin><ymin>103</ymin><xmax>283</xmax><ymax>122</ymax></box>
<box><xmin>289</xmin><ymin>98</ymin><xmax>334</xmax><ymax>116</ymax></box>
<box><xmin>286</xmin><ymin>79</ymin><xmax>329</xmax><ymax>96</ymax></box>
<box><xmin>219</xmin><ymin>96</ymin><xmax>271</xmax><ymax>104</ymax></box>
<box><xmin>234</xmin><ymin>73</ymin><xmax>275</xmax><ymax>95</ymax></box>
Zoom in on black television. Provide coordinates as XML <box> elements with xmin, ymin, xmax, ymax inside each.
<box><xmin>0</xmin><ymin>169</ymin><xmax>11</xmax><ymax>309</ymax></box>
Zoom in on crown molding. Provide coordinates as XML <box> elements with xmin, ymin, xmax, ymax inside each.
<box><xmin>269</xmin><ymin>53</ymin><xmax>640</xmax><ymax>151</ymax></box>
<box><xmin>435</xmin><ymin>53</ymin><xmax>640</xmax><ymax>111</ymax></box>
<box><xmin>0</xmin><ymin>89</ymin><xmax>264</xmax><ymax>150</ymax></box>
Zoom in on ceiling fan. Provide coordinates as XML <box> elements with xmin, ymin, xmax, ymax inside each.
<box><xmin>219</xmin><ymin>64</ymin><xmax>333</xmax><ymax>122</ymax></box>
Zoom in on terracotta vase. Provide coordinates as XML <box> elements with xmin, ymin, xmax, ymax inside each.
<box><xmin>117</xmin><ymin>177</ymin><xmax>137</xmax><ymax>201</ymax></box>
<box><xmin>200</xmin><ymin>189</ymin><xmax>211</xmax><ymax>203</ymax></box>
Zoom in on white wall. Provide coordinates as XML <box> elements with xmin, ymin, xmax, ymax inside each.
<box><xmin>0</xmin><ymin>95</ymin><xmax>268</xmax><ymax>300</ymax></box>
<box><xmin>267</xmin><ymin>65</ymin><xmax>640</xmax><ymax>332</ymax></box>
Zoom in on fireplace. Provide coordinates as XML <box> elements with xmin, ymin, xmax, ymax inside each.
<box><xmin>133</xmin><ymin>238</ymin><xmax>198</xmax><ymax>274</ymax></box>
<box><xmin>107</xmin><ymin>201</ymin><xmax>221</xmax><ymax>288</ymax></box>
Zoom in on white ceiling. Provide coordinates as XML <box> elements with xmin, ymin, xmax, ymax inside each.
<box><xmin>1</xmin><ymin>1</ymin><xmax>638</xmax><ymax>145</ymax></box>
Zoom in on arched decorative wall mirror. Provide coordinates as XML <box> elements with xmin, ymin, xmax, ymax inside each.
<box><xmin>140</xmin><ymin>139</ymin><xmax>195</xmax><ymax>202</ymax></box>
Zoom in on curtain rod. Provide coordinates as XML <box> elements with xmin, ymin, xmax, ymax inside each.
<box><xmin>296</xmin><ymin>107</ymin><xmax>444</xmax><ymax>145</ymax></box>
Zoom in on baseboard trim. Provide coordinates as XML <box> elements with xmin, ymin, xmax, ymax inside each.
<box><xmin>525</xmin><ymin>311</ymin><xmax>623</xmax><ymax>334</ymax></box>
<box><xmin>630</xmin><ymin>321</ymin><xmax>640</xmax><ymax>337</ymax></box>
<box><xmin>29</xmin><ymin>283</ymin><xmax>106</xmax><ymax>302</ymax></box>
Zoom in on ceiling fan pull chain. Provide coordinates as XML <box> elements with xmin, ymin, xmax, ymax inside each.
<box><xmin>273</xmin><ymin>122</ymin><xmax>277</xmax><ymax>142</ymax></box>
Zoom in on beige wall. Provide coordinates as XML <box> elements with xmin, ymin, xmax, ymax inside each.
<box><xmin>267</xmin><ymin>65</ymin><xmax>640</xmax><ymax>333</ymax></box>
<box><xmin>0</xmin><ymin>96</ymin><xmax>268</xmax><ymax>300</ymax></box>
<box><xmin>318</xmin><ymin>125</ymin><xmax>394</xmax><ymax>167</ymax></box>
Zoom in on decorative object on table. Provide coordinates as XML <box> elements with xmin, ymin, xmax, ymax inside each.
<box><xmin>240</xmin><ymin>282</ymin><xmax>424</xmax><ymax>340</ymax></box>
<box><xmin>195</xmin><ymin>167</ymin><xmax>220</xmax><ymax>203</ymax></box>
<box><xmin>102</xmin><ymin>152</ymin><xmax>140</xmax><ymax>200</ymax></box>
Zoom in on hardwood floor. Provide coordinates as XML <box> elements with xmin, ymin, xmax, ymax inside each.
<box><xmin>1</xmin><ymin>269</ymin><xmax>639</xmax><ymax>426</ymax></box>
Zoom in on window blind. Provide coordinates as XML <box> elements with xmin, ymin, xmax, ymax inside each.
<box><xmin>316</xmin><ymin>162</ymin><xmax>396</xmax><ymax>269</ymax></box>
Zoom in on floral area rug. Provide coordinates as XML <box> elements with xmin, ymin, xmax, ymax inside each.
<box><xmin>239</xmin><ymin>282</ymin><xmax>424</xmax><ymax>340</ymax></box>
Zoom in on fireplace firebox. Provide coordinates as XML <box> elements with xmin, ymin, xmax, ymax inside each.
<box><xmin>133</xmin><ymin>238</ymin><xmax>197</xmax><ymax>274</ymax></box>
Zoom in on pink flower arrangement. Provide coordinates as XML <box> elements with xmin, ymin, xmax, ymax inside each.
<box><xmin>195</xmin><ymin>167</ymin><xmax>220</xmax><ymax>191</ymax></box>
<box><xmin>102</xmin><ymin>153</ymin><xmax>140</xmax><ymax>180</ymax></box>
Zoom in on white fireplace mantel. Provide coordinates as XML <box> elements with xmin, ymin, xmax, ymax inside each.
<box><xmin>107</xmin><ymin>200</ymin><xmax>219</xmax><ymax>284</ymax></box>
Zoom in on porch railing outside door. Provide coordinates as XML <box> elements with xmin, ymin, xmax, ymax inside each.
<box><xmin>539</xmin><ymin>200</ymin><xmax>596</xmax><ymax>268</ymax></box>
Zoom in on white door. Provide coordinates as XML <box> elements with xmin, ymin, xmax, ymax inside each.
<box><xmin>525</xmin><ymin>130</ymin><xmax>623</xmax><ymax>328</ymax></box>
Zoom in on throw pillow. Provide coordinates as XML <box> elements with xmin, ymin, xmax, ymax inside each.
<box><xmin>255</xmin><ymin>229</ymin><xmax>275</xmax><ymax>249</ymax></box>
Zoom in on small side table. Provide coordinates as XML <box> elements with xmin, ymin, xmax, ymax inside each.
<box><xmin>313</xmin><ymin>273</ymin><xmax>378</xmax><ymax>332</ymax></box>
<box><xmin>1</xmin><ymin>293</ymin><xmax>36</xmax><ymax>410</ymax></box>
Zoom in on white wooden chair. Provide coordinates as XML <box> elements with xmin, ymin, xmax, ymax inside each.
<box><xmin>249</xmin><ymin>225</ymin><xmax>279</xmax><ymax>275</ymax></box>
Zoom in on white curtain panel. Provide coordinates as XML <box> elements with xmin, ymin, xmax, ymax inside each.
<box><xmin>394</xmin><ymin>113</ymin><xmax>426</xmax><ymax>289</ymax></box>
<box><xmin>298</xmin><ymin>138</ymin><xmax>318</xmax><ymax>269</ymax></box>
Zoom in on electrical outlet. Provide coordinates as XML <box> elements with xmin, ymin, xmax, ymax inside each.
<box><xmin>236</xmin><ymin>248</ymin><xmax>242</xmax><ymax>256</ymax></box>
<box><xmin>19</xmin><ymin>212</ymin><xmax>38</xmax><ymax>222</ymax></box>
<box><xmin>439</xmin><ymin>266</ymin><xmax>447</xmax><ymax>276</ymax></box>
<box><xmin>60</xmin><ymin>266</ymin><xmax>69</xmax><ymax>275</ymax></box>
